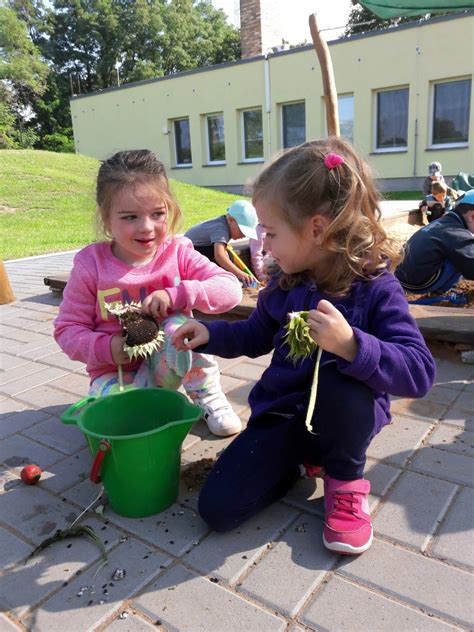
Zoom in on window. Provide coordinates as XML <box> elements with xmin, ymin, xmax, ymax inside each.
<box><xmin>282</xmin><ymin>102</ymin><xmax>305</xmax><ymax>148</ymax></box>
<box><xmin>173</xmin><ymin>118</ymin><xmax>192</xmax><ymax>166</ymax></box>
<box><xmin>375</xmin><ymin>88</ymin><xmax>409</xmax><ymax>151</ymax></box>
<box><xmin>206</xmin><ymin>113</ymin><xmax>226</xmax><ymax>163</ymax></box>
<box><xmin>338</xmin><ymin>95</ymin><xmax>354</xmax><ymax>144</ymax></box>
<box><xmin>431</xmin><ymin>78</ymin><xmax>471</xmax><ymax>147</ymax></box>
<box><xmin>242</xmin><ymin>109</ymin><xmax>263</xmax><ymax>161</ymax></box>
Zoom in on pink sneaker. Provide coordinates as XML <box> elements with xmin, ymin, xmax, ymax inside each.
<box><xmin>323</xmin><ymin>475</ymin><xmax>373</xmax><ymax>555</ymax></box>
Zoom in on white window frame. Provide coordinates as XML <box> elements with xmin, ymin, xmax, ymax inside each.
<box><xmin>173</xmin><ymin>117</ymin><xmax>192</xmax><ymax>167</ymax></box>
<box><xmin>429</xmin><ymin>77</ymin><xmax>471</xmax><ymax>149</ymax></box>
<box><xmin>205</xmin><ymin>113</ymin><xmax>226</xmax><ymax>165</ymax></box>
<box><xmin>373</xmin><ymin>86</ymin><xmax>409</xmax><ymax>153</ymax></box>
<box><xmin>337</xmin><ymin>94</ymin><xmax>354</xmax><ymax>145</ymax></box>
<box><xmin>280</xmin><ymin>101</ymin><xmax>306</xmax><ymax>149</ymax></box>
<box><xmin>241</xmin><ymin>108</ymin><xmax>264</xmax><ymax>162</ymax></box>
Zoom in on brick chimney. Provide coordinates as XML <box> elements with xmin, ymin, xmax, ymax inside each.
<box><xmin>240</xmin><ymin>0</ymin><xmax>282</xmax><ymax>58</ymax></box>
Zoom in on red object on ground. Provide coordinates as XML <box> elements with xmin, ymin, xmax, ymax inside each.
<box><xmin>20</xmin><ymin>464</ymin><xmax>42</xmax><ymax>485</ymax></box>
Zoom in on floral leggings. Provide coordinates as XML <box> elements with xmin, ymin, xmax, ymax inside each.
<box><xmin>88</xmin><ymin>314</ymin><xmax>220</xmax><ymax>399</ymax></box>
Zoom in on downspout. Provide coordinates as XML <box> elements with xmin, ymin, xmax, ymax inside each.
<box><xmin>264</xmin><ymin>54</ymin><xmax>271</xmax><ymax>158</ymax></box>
<box><xmin>413</xmin><ymin>33</ymin><xmax>422</xmax><ymax>190</ymax></box>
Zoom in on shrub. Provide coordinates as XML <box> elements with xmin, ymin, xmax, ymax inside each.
<box><xmin>40</xmin><ymin>132</ymin><xmax>75</xmax><ymax>153</ymax></box>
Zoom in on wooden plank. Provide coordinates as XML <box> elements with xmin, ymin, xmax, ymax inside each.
<box><xmin>44</xmin><ymin>272</ymin><xmax>474</xmax><ymax>344</ymax></box>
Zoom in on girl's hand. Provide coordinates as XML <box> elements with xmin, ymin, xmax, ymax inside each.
<box><xmin>307</xmin><ymin>300</ymin><xmax>358</xmax><ymax>363</ymax></box>
<box><xmin>171</xmin><ymin>320</ymin><xmax>210</xmax><ymax>351</ymax></box>
<box><xmin>142</xmin><ymin>290</ymin><xmax>173</xmax><ymax>319</ymax></box>
<box><xmin>110</xmin><ymin>334</ymin><xmax>129</xmax><ymax>365</ymax></box>
<box><xmin>237</xmin><ymin>272</ymin><xmax>255</xmax><ymax>287</ymax></box>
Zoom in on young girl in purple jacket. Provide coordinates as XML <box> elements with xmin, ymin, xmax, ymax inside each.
<box><xmin>172</xmin><ymin>138</ymin><xmax>436</xmax><ymax>555</ymax></box>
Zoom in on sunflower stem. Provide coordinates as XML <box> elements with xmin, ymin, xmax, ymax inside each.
<box><xmin>305</xmin><ymin>346</ymin><xmax>322</xmax><ymax>434</ymax></box>
<box><xmin>118</xmin><ymin>363</ymin><xmax>124</xmax><ymax>392</ymax></box>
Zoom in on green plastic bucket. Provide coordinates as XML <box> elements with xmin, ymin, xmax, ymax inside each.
<box><xmin>61</xmin><ymin>388</ymin><xmax>202</xmax><ymax>518</ymax></box>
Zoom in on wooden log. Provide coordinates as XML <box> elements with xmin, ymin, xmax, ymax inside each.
<box><xmin>309</xmin><ymin>13</ymin><xmax>340</xmax><ymax>138</ymax></box>
<box><xmin>0</xmin><ymin>261</ymin><xmax>15</xmax><ymax>304</ymax></box>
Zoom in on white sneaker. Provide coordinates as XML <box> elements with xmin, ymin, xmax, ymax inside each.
<box><xmin>194</xmin><ymin>391</ymin><xmax>242</xmax><ymax>437</ymax></box>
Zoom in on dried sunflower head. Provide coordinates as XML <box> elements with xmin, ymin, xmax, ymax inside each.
<box><xmin>105</xmin><ymin>301</ymin><xmax>164</xmax><ymax>360</ymax></box>
<box><xmin>283</xmin><ymin>311</ymin><xmax>318</xmax><ymax>365</ymax></box>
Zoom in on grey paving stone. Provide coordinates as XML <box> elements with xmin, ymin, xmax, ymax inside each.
<box><xmin>134</xmin><ymin>563</ymin><xmax>286</xmax><ymax>632</ymax></box>
<box><xmin>106</xmin><ymin>502</ymin><xmax>209</xmax><ymax>557</ymax></box>
<box><xmin>0</xmin><ymin>525</ymin><xmax>33</xmax><ymax>569</ymax></box>
<box><xmin>0</xmin><ymin>518</ymin><xmax>122</xmax><ymax>618</ymax></box>
<box><xmin>283</xmin><ymin>476</ymin><xmax>324</xmax><ymax>516</ymax></box>
<box><xmin>0</xmin><ymin>353</ymin><xmax>31</xmax><ymax>371</ymax></box>
<box><xmin>223</xmin><ymin>360</ymin><xmax>267</xmax><ymax>382</ymax></box>
<box><xmin>409</xmin><ymin>446</ymin><xmax>474</xmax><ymax>487</ymax></box>
<box><xmin>338</xmin><ymin>539</ymin><xmax>474</xmax><ymax>628</ymax></box>
<box><xmin>441</xmin><ymin>406</ymin><xmax>474</xmax><ymax>432</ymax></box>
<box><xmin>434</xmin><ymin>359</ymin><xmax>474</xmax><ymax>390</ymax></box>
<box><xmin>63</xmin><ymin>476</ymin><xmax>108</xmax><ymax>510</ymax></box>
<box><xmin>0</xmin><ymin>481</ymin><xmax>87</xmax><ymax>544</ymax></box>
<box><xmin>363</xmin><ymin>458</ymin><xmax>402</xmax><ymax>497</ymax></box>
<box><xmin>0</xmin><ymin>398</ymin><xmax>26</xmax><ymax>416</ymax></box>
<box><xmin>301</xmin><ymin>575</ymin><xmax>461</xmax><ymax>632</ymax></box>
<box><xmin>0</xmin><ymin>366</ymin><xmax>68</xmax><ymax>396</ymax></box>
<box><xmin>14</xmin><ymin>384</ymin><xmax>76</xmax><ymax>415</ymax></box>
<box><xmin>423</xmin><ymin>385</ymin><xmax>462</xmax><ymax>407</ymax></box>
<box><xmin>452</xmin><ymin>390</ymin><xmax>474</xmax><ymax>414</ymax></box>
<box><xmin>429</xmin><ymin>425</ymin><xmax>474</xmax><ymax>457</ymax></box>
<box><xmin>373</xmin><ymin>471</ymin><xmax>457</xmax><ymax>550</ymax></box>
<box><xmin>0</xmin><ymin>325</ymin><xmax>44</xmax><ymax>343</ymax></box>
<box><xmin>40</xmin><ymin>447</ymin><xmax>91</xmax><ymax>493</ymax></box>
<box><xmin>21</xmin><ymin>415</ymin><xmax>86</xmax><ymax>455</ymax></box>
<box><xmin>47</xmin><ymin>372</ymin><xmax>90</xmax><ymax>398</ymax></box>
<box><xmin>238</xmin><ymin>514</ymin><xmax>336</xmax><ymax>618</ymax></box>
<box><xmin>25</xmin><ymin>538</ymin><xmax>169</xmax><ymax>631</ymax></box>
<box><xmin>0</xmin><ymin>363</ymin><xmax>49</xmax><ymax>389</ymax></box>
<box><xmin>16</xmin><ymin>341</ymin><xmax>60</xmax><ymax>361</ymax></box>
<box><xmin>181</xmin><ymin>434</ymin><xmax>234</xmax><ymax>464</ymax></box>
<box><xmin>3</xmin><ymin>316</ymin><xmax>54</xmax><ymax>333</ymax></box>
<box><xmin>366</xmin><ymin>415</ymin><xmax>433</xmax><ymax>466</ymax></box>
<box><xmin>37</xmin><ymin>351</ymin><xmax>87</xmax><ymax>374</ymax></box>
<box><xmin>184</xmin><ymin>502</ymin><xmax>299</xmax><ymax>584</ymax></box>
<box><xmin>390</xmin><ymin>397</ymin><xmax>447</xmax><ymax>422</ymax></box>
<box><xmin>0</xmin><ymin>433</ymin><xmax>62</xmax><ymax>469</ymax></box>
<box><xmin>0</xmin><ymin>408</ymin><xmax>51</xmax><ymax>439</ymax></box>
<box><xmin>215</xmin><ymin>356</ymin><xmax>241</xmax><ymax>371</ymax></box>
<box><xmin>432</xmin><ymin>486</ymin><xmax>474</xmax><ymax>569</ymax></box>
<box><xmin>104</xmin><ymin>613</ymin><xmax>159</xmax><ymax>631</ymax></box>
<box><xmin>220</xmin><ymin>373</ymin><xmax>256</xmax><ymax>413</ymax></box>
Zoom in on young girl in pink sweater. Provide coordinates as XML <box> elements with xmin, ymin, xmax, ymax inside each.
<box><xmin>54</xmin><ymin>149</ymin><xmax>243</xmax><ymax>436</ymax></box>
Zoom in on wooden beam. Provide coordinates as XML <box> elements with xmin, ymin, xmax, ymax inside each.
<box><xmin>309</xmin><ymin>13</ymin><xmax>340</xmax><ymax>138</ymax></box>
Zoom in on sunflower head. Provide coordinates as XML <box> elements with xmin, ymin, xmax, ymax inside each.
<box><xmin>105</xmin><ymin>301</ymin><xmax>164</xmax><ymax>360</ymax></box>
<box><xmin>283</xmin><ymin>311</ymin><xmax>318</xmax><ymax>365</ymax></box>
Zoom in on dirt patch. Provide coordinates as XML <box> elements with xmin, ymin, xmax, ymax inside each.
<box><xmin>181</xmin><ymin>458</ymin><xmax>215</xmax><ymax>491</ymax></box>
<box><xmin>0</xmin><ymin>205</ymin><xmax>18</xmax><ymax>214</ymax></box>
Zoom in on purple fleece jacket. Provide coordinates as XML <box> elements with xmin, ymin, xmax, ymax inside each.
<box><xmin>201</xmin><ymin>270</ymin><xmax>436</xmax><ymax>432</ymax></box>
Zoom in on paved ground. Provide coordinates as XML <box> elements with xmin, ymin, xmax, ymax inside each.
<box><xmin>1</xmin><ymin>252</ymin><xmax>473</xmax><ymax>632</ymax></box>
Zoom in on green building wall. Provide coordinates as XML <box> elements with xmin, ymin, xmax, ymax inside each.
<box><xmin>70</xmin><ymin>12</ymin><xmax>474</xmax><ymax>191</ymax></box>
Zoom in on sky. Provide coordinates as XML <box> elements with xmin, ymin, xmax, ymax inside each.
<box><xmin>211</xmin><ymin>1</ymin><xmax>353</xmax><ymax>43</ymax></box>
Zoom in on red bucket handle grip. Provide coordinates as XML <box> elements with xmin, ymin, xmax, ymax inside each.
<box><xmin>90</xmin><ymin>439</ymin><xmax>111</xmax><ymax>484</ymax></box>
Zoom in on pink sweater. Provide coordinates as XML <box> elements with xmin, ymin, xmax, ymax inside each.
<box><xmin>54</xmin><ymin>238</ymin><xmax>242</xmax><ymax>380</ymax></box>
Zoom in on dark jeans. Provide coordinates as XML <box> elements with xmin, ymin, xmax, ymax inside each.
<box><xmin>198</xmin><ymin>362</ymin><xmax>376</xmax><ymax>532</ymax></box>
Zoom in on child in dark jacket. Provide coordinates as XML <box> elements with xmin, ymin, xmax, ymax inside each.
<box><xmin>173</xmin><ymin>138</ymin><xmax>436</xmax><ymax>556</ymax></box>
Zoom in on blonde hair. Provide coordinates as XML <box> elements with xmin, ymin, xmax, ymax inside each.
<box><xmin>95</xmin><ymin>149</ymin><xmax>182</xmax><ymax>239</ymax></box>
<box><xmin>252</xmin><ymin>137</ymin><xmax>401</xmax><ymax>295</ymax></box>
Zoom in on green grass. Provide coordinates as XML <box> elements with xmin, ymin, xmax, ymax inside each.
<box><xmin>383</xmin><ymin>190</ymin><xmax>421</xmax><ymax>200</ymax></box>
<box><xmin>0</xmin><ymin>150</ymin><xmax>242</xmax><ymax>260</ymax></box>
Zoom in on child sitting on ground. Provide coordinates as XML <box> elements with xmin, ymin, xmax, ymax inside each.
<box><xmin>422</xmin><ymin>161</ymin><xmax>445</xmax><ymax>197</ymax></box>
<box><xmin>395</xmin><ymin>190</ymin><xmax>474</xmax><ymax>294</ymax></box>
<box><xmin>173</xmin><ymin>138</ymin><xmax>436</xmax><ymax>555</ymax></box>
<box><xmin>185</xmin><ymin>200</ymin><xmax>258</xmax><ymax>287</ymax></box>
<box><xmin>420</xmin><ymin>180</ymin><xmax>456</xmax><ymax>223</ymax></box>
<box><xmin>54</xmin><ymin>149</ymin><xmax>243</xmax><ymax>437</ymax></box>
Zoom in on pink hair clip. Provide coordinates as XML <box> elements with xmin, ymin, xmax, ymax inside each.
<box><xmin>324</xmin><ymin>153</ymin><xmax>344</xmax><ymax>170</ymax></box>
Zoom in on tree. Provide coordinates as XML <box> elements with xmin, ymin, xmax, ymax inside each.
<box><xmin>0</xmin><ymin>4</ymin><xmax>48</xmax><ymax>147</ymax></box>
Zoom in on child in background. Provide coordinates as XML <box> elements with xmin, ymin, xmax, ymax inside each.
<box><xmin>422</xmin><ymin>161</ymin><xmax>445</xmax><ymax>197</ymax></box>
<box><xmin>395</xmin><ymin>190</ymin><xmax>474</xmax><ymax>294</ymax></box>
<box><xmin>185</xmin><ymin>200</ymin><xmax>258</xmax><ymax>287</ymax></box>
<box><xmin>54</xmin><ymin>149</ymin><xmax>243</xmax><ymax>437</ymax></box>
<box><xmin>421</xmin><ymin>180</ymin><xmax>456</xmax><ymax>223</ymax></box>
<box><xmin>173</xmin><ymin>138</ymin><xmax>436</xmax><ymax>555</ymax></box>
<box><xmin>249</xmin><ymin>224</ymin><xmax>279</xmax><ymax>283</ymax></box>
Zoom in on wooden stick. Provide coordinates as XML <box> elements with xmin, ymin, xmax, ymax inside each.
<box><xmin>309</xmin><ymin>13</ymin><xmax>340</xmax><ymax>138</ymax></box>
<box><xmin>0</xmin><ymin>261</ymin><xmax>15</xmax><ymax>305</ymax></box>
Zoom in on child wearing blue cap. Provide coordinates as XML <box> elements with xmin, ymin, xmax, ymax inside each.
<box><xmin>396</xmin><ymin>190</ymin><xmax>474</xmax><ymax>294</ymax></box>
<box><xmin>185</xmin><ymin>200</ymin><xmax>259</xmax><ymax>286</ymax></box>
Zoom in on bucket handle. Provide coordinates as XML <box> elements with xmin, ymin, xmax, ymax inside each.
<box><xmin>61</xmin><ymin>396</ymin><xmax>96</xmax><ymax>425</ymax></box>
<box><xmin>90</xmin><ymin>439</ymin><xmax>111</xmax><ymax>484</ymax></box>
